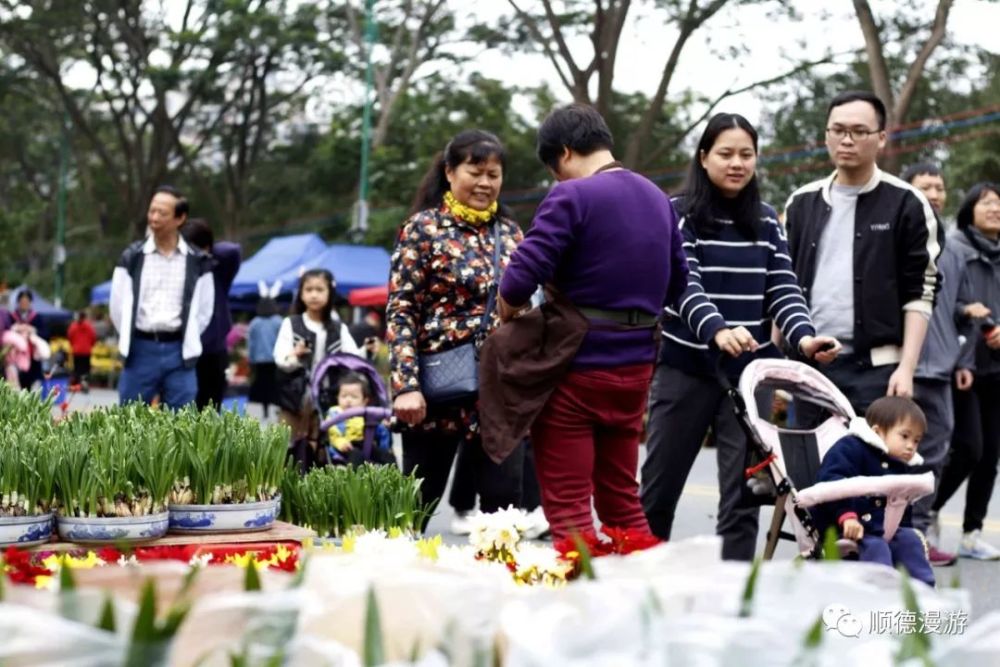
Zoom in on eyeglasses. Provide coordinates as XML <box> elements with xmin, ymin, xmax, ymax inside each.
<box><xmin>826</xmin><ymin>126</ymin><xmax>881</xmax><ymax>142</ymax></box>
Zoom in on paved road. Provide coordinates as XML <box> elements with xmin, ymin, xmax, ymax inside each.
<box><xmin>67</xmin><ymin>388</ymin><xmax>1000</xmax><ymax>619</ymax></box>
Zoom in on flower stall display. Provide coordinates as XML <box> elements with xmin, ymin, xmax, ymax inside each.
<box><xmin>0</xmin><ymin>508</ymin><xmax>992</xmax><ymax>667</ymax></box>
<box><xmin>280</xmin><ymin>463</ymin><xmax>430</xmax><ymax>538</ymax></box>
<box><xmin>167</xmin><ymin>408</ymin><xmax>288</xmax><ymax>534</ymax></box>
<box><xmin>0</xmin><ymin>385</ymin><xmax>60</xmax><ymax>547</ymax></box>
<box><xmin>53</xmin><ymin>406</ymin><xmax>177</xmax><ymax>543</ymax></box>
<box><xmin>0</xmin><ymin>429</ymin><xmax>58</xmax><ymax>548</ymax></box>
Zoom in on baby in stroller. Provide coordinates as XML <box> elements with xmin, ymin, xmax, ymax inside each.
<box><xmin>312</xmin><ymin>353</ymin><xmax>396</xmax><ymax>467</ymax></box>
<box><xmin>814</xmin><ymin>396</ymin><xmax>935</xmax><ymax>586</ymax></box>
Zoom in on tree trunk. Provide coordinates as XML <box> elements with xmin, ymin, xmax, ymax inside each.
<box><xmin>852</xmin><ymin>0</ymin><xmax>954</xmax><ymax>173</ymax></box>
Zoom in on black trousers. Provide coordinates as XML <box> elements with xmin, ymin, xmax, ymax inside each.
<box><xmin>641</xmin><ymin>364</ymin><xmax>760</xmax><ymax>561</ymax></box>
<box><xmin>449</xmin><ymin>439</ymin><xmax>540</xmax><ymax>512</ymax></box>
<box><xmin>195</xmin><ymin>350</ymin><xmax>229</xmax><ymax>411</ymax></box>
<box><xmin>933</xmin><ymin>375</ymin><xmax>1000</xmax><ymax>532</ymax></box>
<box><xmin>403</xmin><ymin>428</ymin><xmax>523</xmax><ymax>530</ymax></box>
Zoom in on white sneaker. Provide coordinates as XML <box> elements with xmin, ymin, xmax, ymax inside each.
<box><xmin>450</xmin><ymin>510</ymin><xmax>475</xmax><ymax>536</ymax></box>
<box><xmin>522</xmin><ymin>507</ymin><xmax>551</xmax><ymax>540</ymax></box>
<box><xmin>958</xmin><ymin>530</ymin><xmax>1000</xmax><ymax>560</ymax></box>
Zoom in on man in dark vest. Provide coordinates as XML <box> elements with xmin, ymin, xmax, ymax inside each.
<box><xmin>109</xmin><ymin>186</ymin><xmax>215</xmax><ymax>409</ymax></box>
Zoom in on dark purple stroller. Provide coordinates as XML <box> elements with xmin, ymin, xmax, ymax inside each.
<box><xmin>311</xmin><ymin>352</ymin><xmax>396</xmax><ymax>468</ymax></box>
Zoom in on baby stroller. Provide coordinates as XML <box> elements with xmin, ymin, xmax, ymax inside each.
<box><xmin>722</xmin><ymin>358</ymin><xmax>934</xmax><ymax>559</ymax></box>
<box><xmin>311</xmin><ymin>352</ymin><xmax>396</xmax><ymax>468</ymax></box>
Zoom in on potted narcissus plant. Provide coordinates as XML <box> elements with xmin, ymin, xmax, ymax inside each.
<box><xmin>167</xmin><ymin>408</ymin><xmax>287</xmax><ymax>533</ymax></box>
<box><xmin>279</xmin><ymin>463</ymin><xmax>429</xmax><ymax>540</ymax></box>
<box><xmin>53</xmin><ymin>405</ymin><xmax>177</xmax><ymax>543</ymax></box>
<box><xmin>0</xmin><ymin>382</ymin><xmax>58</xmax><ymax>547</ymax></box>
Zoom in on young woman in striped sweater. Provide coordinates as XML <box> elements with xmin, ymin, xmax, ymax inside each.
<box><xmin>641</xmin><ymin>113</ymin><xmax>841</xmax><ymax>560</ymax></box>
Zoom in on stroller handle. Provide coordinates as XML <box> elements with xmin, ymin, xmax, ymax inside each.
<box><xmin>319</xmin><ymin>406</ymin><xmax>394</xmax><ymax>431</ymax></box>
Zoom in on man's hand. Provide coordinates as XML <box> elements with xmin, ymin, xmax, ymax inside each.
<box><xmin>887</xmin><ymin>364</ymin><xmax>915</xmax><ymax>398</ymax></box>
<box><xmin>964</xmin><ymin>302</ymin><xmax>991</xmax><ymax>319</ymax></box>
<box><xmin>955</xmin><ymin>368</ymin><xmax>974</xmax><ymax>391</ymax></box>
<box><xmin>799</xmin><ymin>335</ymin><xmax>841</xmax><ymax>364</ymax></box>
<box><xmin>393</xmin><ymin>391</ymin><xmax>427</xmax><ymax>426</ymax></box>
<box><xmin>986</xmin><ymin>327</ymin><xmax>1000</xmax><ymax>350</ymax></box>
<box><xmin>713</xmin><ymin>326</ymin><xmax>759</xmax><ymax>358</ymax></box>
<box><xmin>841</xmin><ymin>518</ymin><xmax>864</xmax><ymax>541</ymax></box>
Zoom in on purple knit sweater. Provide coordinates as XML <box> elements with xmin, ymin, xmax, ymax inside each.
<box><xmin>500</xmin><ymin>170</ymin><xmax>688</xmax><ymax>368</ymax></box>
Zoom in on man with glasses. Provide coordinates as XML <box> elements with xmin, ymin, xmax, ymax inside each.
<box><xmin>784</xmin><ymin>91</ymin><xmax>941</xmax><ymax>414</ymax></box>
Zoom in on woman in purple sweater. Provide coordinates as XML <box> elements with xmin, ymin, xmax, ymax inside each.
<box><xmin>498</xmin><ymin>104</ymin><xmax>689</xmax><ymax>540</ymax></box>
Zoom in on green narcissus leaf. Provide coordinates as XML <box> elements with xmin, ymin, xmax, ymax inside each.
<box><xmin>570</xmin><ymin>532</ymin><xmax>596</xmax><ymax>581</ymax></box>
<box><xmin>896</xmin><ymin>568</ymin><xmax>933</xmax><ymax>666</ymax></box>
<box><xmin>244</xmin><ymin>561</ymin><xmax>262</xmax><ymax>592</ymax></box>
<box><xmin>739</xmin><ymin>558</ymin><xmax>762</xmax><ymax>618</ymax></box>
<box><xmin>822</xmin><ymin>526</ymin><xmax>841</xmax><ymax>561</ymax></box>
<box><xmin>97</xmin><ymin>594</ymin><xmax>116</xmax><ymax>633</ymax></box>
<box><xmin>363</xmin><ymin>586</ymin><xmax>385</xmax><ymax>667</ymax></box>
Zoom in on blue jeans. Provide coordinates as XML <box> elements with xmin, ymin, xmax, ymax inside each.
<box><xmin>859</xmin><ymin>528</ymin><xmax>935</xmax><ymax>587</ymax></box>
<box><xmin>118</xmin><ymin>338</ymin><xmax>197</xmax><ymax>410</ymax></box>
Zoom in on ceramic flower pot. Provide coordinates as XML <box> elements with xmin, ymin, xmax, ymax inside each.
<box><xmin>56</xmin><ymin>512</ymin><xmax>170</xmax><ymax>543</ymax></box>
<box><xmin>0</xmin><ymin>513</ymin><xmax>54</xmax><ymax>547</ymax></box>
<box><xmin>167</xmin><ymin>496</ymin><xmax>280</xmax><ymax>534</ymax></box>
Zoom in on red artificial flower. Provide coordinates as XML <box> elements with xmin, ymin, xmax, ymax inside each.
<box><xmin>601</xmin><ymin>527</ymin><xmax>662</xmax><ymax>555</ymax></box>
<box><xmin>2</xmin><ymin>547</ymin><xmax>53</xmax><ymax>586</ymax></box>
<box><xmin>97</xmin><ymin>547</ymin><xmax>124</xmax><ymax>563</ymax></box>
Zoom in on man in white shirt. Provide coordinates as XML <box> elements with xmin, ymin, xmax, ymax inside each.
<box><xmin>109</xmin><ymin>186</ymin><xmax>215</xmax><ymax>409</ymax></box>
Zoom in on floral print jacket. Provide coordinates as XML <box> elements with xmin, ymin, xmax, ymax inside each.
<box><xmin>387</xmin><ymin>206</ymin><xmax>522</xmax><ymax>435</ymax></box>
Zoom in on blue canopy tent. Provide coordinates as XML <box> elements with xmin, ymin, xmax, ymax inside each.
<box><xmin>272</xmin><ymin>244</ymin><xmax>391</xmax><ymax>298</ymax></box>
<box><xmin>7</xmin><ymin>285</ymin><xmax>73</xmax><ymax>322</ymax></box>
<box><xmin>91</xmin><ymin>280</ymin><xmax>111</xmax><ymax>305</ymax></box>
<box><xmin>229</xmin><ymin>233</ymin><xmax>328</xmax><ymax>299</ymax></box>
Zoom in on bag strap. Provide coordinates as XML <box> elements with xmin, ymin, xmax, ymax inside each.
<box><xmin>477</xmin><ymin>221</ymin><xmax>503</xmax><ymax>340</ymax></box>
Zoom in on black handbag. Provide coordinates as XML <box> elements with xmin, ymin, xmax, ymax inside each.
<box><xmin>419</xmin><ymin>222</ymin><xmax>503</xmax><ymax>405</ymax></box>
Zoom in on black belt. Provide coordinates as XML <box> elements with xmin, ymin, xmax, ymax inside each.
<box><xmin>135</xmin><ymin>329</ymin><xmax>182</xmax><ymax>342</ymax></box>
<box><xmin>577</xmin><ymin>306</ymin><xmax>658</xmax><ymax>327</ymax></box>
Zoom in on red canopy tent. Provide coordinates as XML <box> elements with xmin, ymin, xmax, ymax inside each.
<box><xmin>348</xmin><ymin>285</ymin><xmax>388</xmax><ymax>307</ymax></box>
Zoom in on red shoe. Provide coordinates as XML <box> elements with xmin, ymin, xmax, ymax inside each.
<box><xmin>928</xmin><ymin>545</ymin><xmax>958</xmax><ymax>567</ymax></box>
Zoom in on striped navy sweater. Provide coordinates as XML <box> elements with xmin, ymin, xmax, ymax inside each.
<box><xmin>659</xmin><ymin>200</ymin><xmax>816</xmax><ymax>378</ymax></box>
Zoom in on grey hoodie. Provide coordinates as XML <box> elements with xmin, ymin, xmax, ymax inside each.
<box><xmin>948</xmin><ymin>227</ymin><xmax>1000</xmax><ymax>378</ymax></box>
<box><xmin>914</xmin><ymin>236</ymin><xmax>976</xmax><ymax>381</ymax></box>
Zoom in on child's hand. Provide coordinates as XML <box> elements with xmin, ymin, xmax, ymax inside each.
<box><xmin>841</xmin><ymin>518</ymin><xmax>864</xmax><ymax>541</ymax></box>
<box><xmin>330</xmin><ymin>435</ymin><xmax>353</xmax><ymax>453</ymax></box>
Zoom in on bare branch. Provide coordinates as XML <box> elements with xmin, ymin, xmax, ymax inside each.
<box><xmin>894</xmin><ymin>0</ymin><xmax>953</xmax><ymax>124</ymax></box>
<box><xmin>639</xmin><ymin>51</ymin><xmax>849</xmax><ymax>169</ymax></box>
<box><xmin>506</xmin><ymin>0</ymin><xmax>579</xmax><ymax>100</ymax></box>
<box><xmin>852</xmin><ymin>0</ymin><xmax>895</xmax><ymax>118</ymax></box>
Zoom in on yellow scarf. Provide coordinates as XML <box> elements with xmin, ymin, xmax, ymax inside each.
<box><xmin>443</xmin><ymin>190</ymin><xmax>497</xmax><ymax>226</ymax></box>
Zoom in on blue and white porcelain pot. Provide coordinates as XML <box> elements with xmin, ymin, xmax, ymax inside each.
<box><xmin>168</xmin><ymin>496</ymin><xmax>280</xmax><ymax>534</ymax></box>
<box><xmin>0</xmin><ymin>513</ymin><xmax>54</xmax><ymax>547</ymax></box>
<box><xmin>56</xmin><ymin>512</ymin><xmax>170</xmax><ymax>543</ymax></box>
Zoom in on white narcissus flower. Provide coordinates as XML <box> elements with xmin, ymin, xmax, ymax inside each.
<box><xmin>469</xmin><ymin>507</ymin><xmax>533</xmax><ymax>555</ymax></box>
<box><xmin>188</xmin><ymin>553</ymin><xmax>213</xmax><ymax>568</ymax></box>
<box><xmin>117</xmin><ymin>554</ymin><xmax>139</xmax><ymax>567</ymax></box>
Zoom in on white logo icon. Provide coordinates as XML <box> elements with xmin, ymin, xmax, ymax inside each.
<box><xmin>823</xmin><ymin>602</ymin><xmax>863</xmax><ymax>637</ymax></box>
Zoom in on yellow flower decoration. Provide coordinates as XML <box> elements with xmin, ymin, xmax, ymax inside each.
<box><xmin>224</xmin><ymin>552</ymin><xmax>266</xmax><ymax>571</ymax></box>
<box><xmin>415</xmin><ymin>535</ymin><xmax>442</xmax><ymax>562</ymax></box>
<box><xmin>443</xmin><ymin>191</ymin><xmax>497</xmax><ymax>226</ymax></box>
<box><xmin>34</xmin><ymin>575</ymin><xmax>54</xmax><ymax>590</ymax></box>
<box><xmin>341</xmin><ymin>534</ymin><xmax>357</xmax><ymax>554</ymax></box>
<box><xmin>387</xmin><ymin>526</ymin><xmax>404</xmax><ymax>539</ymax></box>
<box><xmin>43</xmin><ymin>551</ymin><xmax>103</xmax><ymax>572</ymax></box>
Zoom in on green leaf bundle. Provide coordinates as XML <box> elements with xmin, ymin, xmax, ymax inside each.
<box><xmin>280</xmin><ymin>464</ymin><xmax>430</xmax><ymax>537</ymax></box>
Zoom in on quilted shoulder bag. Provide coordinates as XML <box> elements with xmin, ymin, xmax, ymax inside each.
<box><xmin>418</xmin><ymin>221</ymin><xmax>503</xmax><ymax>405</ymax></box>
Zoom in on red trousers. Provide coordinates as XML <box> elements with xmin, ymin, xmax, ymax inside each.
<box><xmin>531</xmin><ymin>364</ymin><xmax>653</xmax><ymax>540</ymax></box>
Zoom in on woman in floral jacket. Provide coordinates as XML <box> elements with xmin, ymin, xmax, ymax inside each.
<box><xmin>386</xmin><ymin>129</ymin><xmax>524</xmax><ymax>521</ymax></box>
